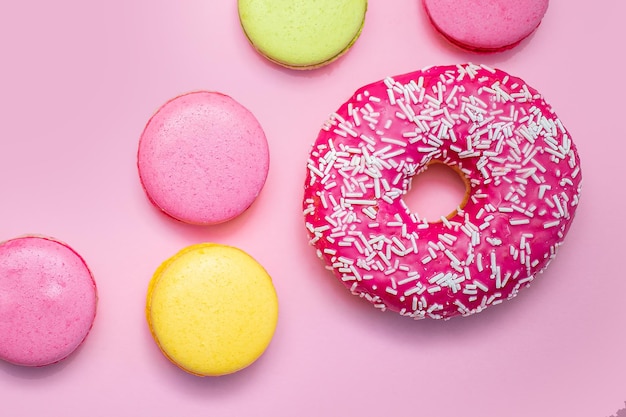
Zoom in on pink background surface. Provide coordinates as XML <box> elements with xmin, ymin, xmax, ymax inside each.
<box><xmin>1</xmin><ymin>1</ymin><xmax>624</xmax><ymax>416</ymax></box>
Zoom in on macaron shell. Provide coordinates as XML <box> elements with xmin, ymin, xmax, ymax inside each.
<box><xmin>137</xmin><ymin>91</ymin><xmax>269</xmax><ymax>225</ymax></box>
<box><xmin>146</xmin><ymin>243</ymin><xmax>278</xmax><ymax>376</ymax></box>
<box><xmin>238</xmin><ymin>0</ymin><xmax>367</xmax><ymax>69</ymax></box>
<box><xmin>0</xmin><ymin>236</ymin><xmax>97</xmax><ymax>367</ymax></box>
<box><xmin>423</xmin><ymin>0</ymin><xmax>549</xmax><ymax>52</ymax></box>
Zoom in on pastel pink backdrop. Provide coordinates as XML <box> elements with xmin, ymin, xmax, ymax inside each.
<box><xmin>1</xmin><ymin>1</ymin><xmax>624</xmax><ymax>416</ymax></box>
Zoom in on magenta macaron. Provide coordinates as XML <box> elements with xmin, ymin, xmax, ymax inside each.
<box><xmin>0</xmin><ymin>236</ymin><xmax>98</xmax><ymax>367</ymax></box>
<box><xmin>137</xmin><ymin>91</ymin><xmax>270</xmax><ymax>225</ymax></box>
<box><xmin>422</xmin><ymin>0</ymin><xmax>549</xmax><ymax>52</ymax></box>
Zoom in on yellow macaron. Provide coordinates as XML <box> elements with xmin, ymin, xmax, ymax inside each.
<box><xmin>238</xmin><ymin>0</ymin><xmax>368</xmax><ymax>69</ymax></box>
<box><xmin>146</xmin><ymin>243</ymin><xmax>278</xmax><ymax>376</ymax></box>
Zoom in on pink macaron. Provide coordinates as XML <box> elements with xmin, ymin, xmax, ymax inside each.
<box><xmin>0</xmin><ymin>236</ymin><xmax>98</xmax><ymax>367</ymax></box>
<box><xmin>422</xmin><ymin>0</ymin><xmax>549</xmax><ymax>52</ymax></box>
<box><xmin>137</xmin><ymin>91</ymin><xmax>270</xmax><ymax>225</ymax></box>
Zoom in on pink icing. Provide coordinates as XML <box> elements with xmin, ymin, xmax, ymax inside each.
<box><xmin>137</xmin><ymin>91</ymin><xmax>270</xmax><ymax>225</ymax></box>
<box><xmin>0</xmin><ymin>236</ymin><xmax>97</xmax><ymax>366</ymax></box>
<box><xmin>303</xmin><ymin>64</ymin><xmax>582</xmax><ymax>319</ymax></box>
<box><xmin>423</xmin><ymin>0</ymin><xmax>549</xmax><ymax>52</ymax></box>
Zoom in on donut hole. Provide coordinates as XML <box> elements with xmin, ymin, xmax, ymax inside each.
<box><xmin>403</xmin><ymin>162</ymin><xmax>469</xmax><ymax>222</ymax></box>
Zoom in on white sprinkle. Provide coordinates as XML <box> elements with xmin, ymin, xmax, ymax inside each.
<box><xmin>553</xmin><ymin>195</ymin><xmax>565</xmax><ymax>217</ymax></box>
<box><xmin>385</xmin><ymin>287</ymin><xmax>398</xmax><ymax>295</ymax></box>
<box><xmin>476</xmin><ymin>253</ymin><xmax>484</xmax><ymax>272</ymax></box>
<box><xmin>427</xmin><ymin>286</ymin><xmax>441</xmax><ymax>294</ymax></box>
<box><xmin>445</xmin><ymin>249</ymin><xmax>461</xmax><ymax>264</ymax></box>
<box><xmin>399</xmin><ymin>274</ymin><xmax>420</xmax><ymax>286</ymax></box>
<box><xmin>403</xmin><ymin>286</ymin><xmax>422</xmax><ymax>297</ymax></box>
<box><xmin>543</xmin><ymin>220</ymin><xmax>560</xmax><ymax>229</ymax></box>
<box><xmin>381</xmin><ymin>137</ymin><xmax>408</xmax><ymax>147</ymax></box>
<box><xmin>473</xmin><ymin>280</ymin><xmax>489</xmax><ymax>292</ymax></box>
<box><xmin>344</xmin><ymin>199</ymin><xmax>377</xmax><ymax>206</ymax></box>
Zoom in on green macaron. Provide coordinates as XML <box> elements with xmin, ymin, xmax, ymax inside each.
<box><xmin>238</xmin><ymin>0</ymin><xmax>367</xmax><ymax>69</ymax></box>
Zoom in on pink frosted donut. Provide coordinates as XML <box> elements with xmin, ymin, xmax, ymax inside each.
<box><xmin>303</xmin><ymin>64</ymin><xmax>582</xmax><ymax>319</ymax></box>
<box><xmin>422</xmin><ymin>0</ymin><xmax>549</xmax><ymax>52</ymax></box>
<box><xmin>138</xmin><ymin>91</ymin><xmax>269</xmax><ymax>225</ymax></box>
<box><xmin>0</xmin><ymin>236</ymin><xmax>97</xmax><ymax>366</ymax></box>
